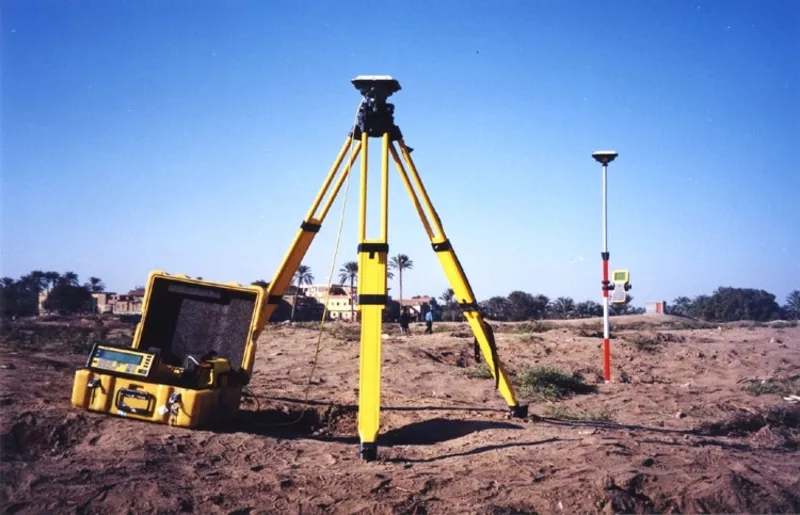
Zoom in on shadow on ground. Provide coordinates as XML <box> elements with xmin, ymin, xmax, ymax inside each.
<box><xmin>380</xmin><ymin>418</ymin><xmax>523</xmax><ymax>446</ymax></box>
<box><xmin>260</xmin><ymin>395</ymin><xmax>509</xmax><ymax>414</ymax></box>
<box><xmin>219</xmin><ymin>403</ymin><xmax>524</xmax><ymax>450</ymax></box>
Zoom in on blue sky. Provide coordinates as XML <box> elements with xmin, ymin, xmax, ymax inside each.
<box><xmin>2</xmin><ymin>0</ymin><xmax>798</xmax><ymax>307</ymax></box>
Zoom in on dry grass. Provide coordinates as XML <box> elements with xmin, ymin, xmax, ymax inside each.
<box><xmin>518</xmin><ymin>334</ymin><xmax>544</xmax><ymax>344</ymax></box>
<box><xmin>543</xmin><ymin>404</ymin><xmax>615</xmax><ymax>422</ymax></box>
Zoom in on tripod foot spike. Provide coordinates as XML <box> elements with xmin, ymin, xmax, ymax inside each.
<box><xmin>359</xmin><ymin>442</ymin><xmax>378</xmax><ymax>462</ymax></box>
<box><xmin>509</xmin><ymin>404</ymin><xmax>529</xmax><ymax>419</ymax></box>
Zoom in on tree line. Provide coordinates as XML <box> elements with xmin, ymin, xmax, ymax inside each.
<box><xmin>2</xmin><ymin>267</ymin><xmax>798</xmax><ymax>323</ymax></box>
<box><xmin>466</xmin><ymin>287</ymin><xmax>799</xmax><ymax>323</ymax></box>
<box><xmin>666</xmin><ymin>287</ymin><xmax>799</xmax><ymax>322</ymax></box>
<box><xmin>0</xmin><ymin>270</ymin><xmax>106</xmax><ymax>318</ymax></box>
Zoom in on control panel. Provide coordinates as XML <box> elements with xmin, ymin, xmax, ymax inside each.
<box><xmin>611</xmin><ymin>269</ymin><xmax>631</xmax><ymax>304</ymax></box>
<box><xmin>87</xmin><ymin>344</ymin><xmax>158</xmax><ymax>379</ymax></box>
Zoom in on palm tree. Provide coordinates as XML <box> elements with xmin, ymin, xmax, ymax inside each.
<box><xmin>389</xmin><ymin>254</ymin><xmax>413</xmax><ymax>304</ymax></box>
<box><xmin>670</xmin><ymin>296</ymin><xmax>693</xmax><ymax>316</ymax></box>
<box><xmin>62</xmin><ymin>271</ymin><xmax>80</xmax><ymax>287</ymax></box>
<box><xmin>575</xmin><ymin>301</ymin><xmax>596</xmax><ymax>319</ymax></box>
<box><xmin>88</xmin><ymin>277</ymin><xmax>105</xmax><ymax>293</ymax></box>
<box><xmin>29</xmin><ymin>271</ymin><xmax>47</xmax><ymax>293</ymax></box>
<box><xmin>291</xmin><ymin>265</ymin><xmax>314</xmax><ymax>321</ymax></box>
<box><xmin>439</xmin><ymin>288</ymin><xmax>455</xmax><ymax>306</ymax></box>
<box><xmin>552</xmin><ymin>297</ymin><xmax>576</xmax><ymax>319</ymax></box>
<box><xmin>440</xmin><ymin>287</ymin><xmax>455</xmax><ymax>321</ymax></box>
<box><xmin>338</xmin><ymin>261</ymin><xmax>358</xmax><ymax>321</ymax></box>
<box><xmin>44</xmin><ymin>271</ymin><xmax>60</xmax><ymax>291</ymax></box>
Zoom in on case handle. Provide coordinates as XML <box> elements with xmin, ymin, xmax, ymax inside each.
<box><xmin>115</xmin><ymin>388</ymin><xmax>154</xmax><ymax>416</ymax></box>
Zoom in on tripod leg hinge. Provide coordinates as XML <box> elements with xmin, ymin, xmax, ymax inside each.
<box><xmin>601</xmin><ymin>252</ymin><xmax>610</xmax><ymax>260</ymax></box>
<box><xmin>432</xmin><ymin>240</ymin><xmax>452</xmax><ymax>252</ymax></box>
<box><xmin>358</xmin><ymin>294</ymin><xmax>388</xmax><ymax>306</ymax></box>
<box><xmin>509</xmin><ymin>404</ymin><xmax>529</xmax><ymax>419</ymax></box>
<box><xmin>359</xmin><ymin>442</ymin><xmax>377</xmax><ymax>462</ymax></box>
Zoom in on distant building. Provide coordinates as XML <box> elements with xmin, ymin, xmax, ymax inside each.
<box><xmin>111</xmin><ymin>289</ymin><xmax>145</xmax><ymax>315</ymax></box>
<box><xmin>86</xmin><ymin>289</ymin><xmax>145</xmax><ymax>315</ymax></box>
<box><xmin>90</xmin><ymin>292</ymin><xmax>117</xmax><ymax>314</ymax></box>
<box><xmin>284</xmin><ymin>282</ymin><xmax>433</xmax><ymax>322</ymax></box>
<box><xmin>645</xmin><ymin>301</ymin><xmax>667</xmax><ymax>315</ymax></box>
<box><xmin>303</xmin><ymin>283</ymin><xmax>357</xmax><ymax>321</ymax></box>
<box><xmin>399</xmin><ymin>296</ymin><xmax>433</xmax><ymax>321</ymax></box>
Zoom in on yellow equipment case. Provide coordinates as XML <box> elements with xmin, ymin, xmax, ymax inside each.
<box><xmin>71</xmin><ymin>270</ymin><xmax>265</xmax><ymax>428</ymax></box>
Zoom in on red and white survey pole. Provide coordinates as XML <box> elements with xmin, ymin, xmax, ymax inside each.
<box><xmin>593</xmin><ymin>150</ymin><xmax>618</xmax><ymax>383</ymax></box>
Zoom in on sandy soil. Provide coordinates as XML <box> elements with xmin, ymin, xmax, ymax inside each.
<box><xmin>2</xmin><ymin>315</ymin><xmax>799</xmax><ymax>514</ymax></box>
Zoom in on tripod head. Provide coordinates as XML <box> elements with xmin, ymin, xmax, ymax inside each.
<box><xmin>351</xmin><ymin>75</ymin><xmax>401</xmax><ymax>102</ymax></box>
<box><xmin>350</xmin><ymin>75</ymin><xmax>403</xmax><ymax>140</ymax></box>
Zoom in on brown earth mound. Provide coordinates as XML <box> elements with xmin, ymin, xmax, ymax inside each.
<box><xmin>2</xmin><ymin>316</ymin><xmax>799</xmax><ymax>514</ymax></box>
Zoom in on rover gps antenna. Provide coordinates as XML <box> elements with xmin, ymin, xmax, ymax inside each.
<box><xmin>592</xmin><ymin>150</ymin><xmax>618</xmax><ymax>383</ymax></box>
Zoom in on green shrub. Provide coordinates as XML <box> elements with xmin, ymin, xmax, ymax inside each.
<box><xmin>743</xmin><ymin>379</ymin><xmax>798</xmax><ymax>397</ymax></box>
<box><xmin>518</xmin><ymin>365</ymin><xmax>595</xmax><ymax>400</ymax></box>
<box><xmin>466</xmin><ymin>363</ymin><xmax>494</xmax><ymax>379</ymax></box>
<box><xmin>627</xmin><ymin>334</ymin><xmax>661</xmax><ymax>352</ymax></box>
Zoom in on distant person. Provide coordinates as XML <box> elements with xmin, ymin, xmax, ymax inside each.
<box><xmin>424</xmin><ymin>309</ymin><xmax>434</xmax><ymax>334</ymax></box>
<box><xmin>399</xmin><ymin>308</ymin><xmax>411</xmax><ymax>336</ymax></box>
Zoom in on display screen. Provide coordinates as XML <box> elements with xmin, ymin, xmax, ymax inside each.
<box><xmin>96</xmin><ymin>348</ymin><xmax>143</xmax><ymax>366</ymax></box>
<box><xmin>614</xmin><ymin>272</ymin><xmax>627</xmax><ymax>281</ymax></box>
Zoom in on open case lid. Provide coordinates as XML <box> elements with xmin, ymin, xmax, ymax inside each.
<box><xmin>132</xmin><ymin>271</ymin><xmax>265</xmax><ymax>375</ymax></box>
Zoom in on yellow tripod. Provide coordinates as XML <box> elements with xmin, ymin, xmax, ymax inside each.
<box><xmin>256</xmin><ymin>76</ymin><xmax>527</xmax><ymax>461</ymax></box>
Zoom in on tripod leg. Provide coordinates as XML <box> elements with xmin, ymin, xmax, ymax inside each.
<box><xmin>390</xmin><ymin>141</ymin><xmax>527</xmax><ymax>418</ymax></box>
<box><xmin>356</xmin><ymin>133</ymin><xmax>390</xmax><ymax>461</ymax></box>
<box><xmin>250</xmin><ymin>137</ymin><xmax>361</xmax><ymax>350</ymax></box>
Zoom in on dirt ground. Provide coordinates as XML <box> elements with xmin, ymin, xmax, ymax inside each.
<box><xmin>2</xmin><ymin>315</ymin><xmax>799</xmax><ymax>514</ymax></box>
